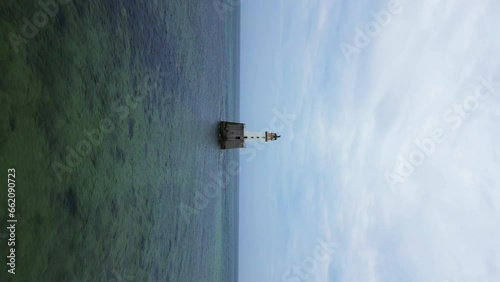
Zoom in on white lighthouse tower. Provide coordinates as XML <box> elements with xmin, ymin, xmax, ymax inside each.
<box><xmin>243</xmin><ymin>131</ymin><xmax>281</xmax><ymax>142</ymax></box>
<box><xmin>219</xmin><ymin>121</ymin><xmax>281</xmax><ymax>149</ymax></box>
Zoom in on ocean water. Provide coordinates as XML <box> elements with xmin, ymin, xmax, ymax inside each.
<box><xmin>0</xmin><ymin>1</ymin><xmax>239</xmax><ymax>281</ymax></box>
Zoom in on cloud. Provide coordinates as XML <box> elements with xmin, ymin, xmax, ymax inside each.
<box><xmin>319</xmin><ymin>0</ymin><xmax>500</xmax><ymax>281</ymax></box>
<box><xmin>241</xmin><ymin>0</ymin><xmax>500</xmax><ymax>281</ymax></box>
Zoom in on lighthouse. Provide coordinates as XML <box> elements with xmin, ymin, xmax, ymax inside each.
<box><xmin>219</xmin><ymin>121</ymin><xmax>280</xmax><ymax>149</ymax></box>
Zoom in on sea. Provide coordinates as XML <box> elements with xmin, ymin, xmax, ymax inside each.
<box><xmin>0</xmin><ymin>1</ymin><xmax>239</xmax><ymax>281</ymax></box>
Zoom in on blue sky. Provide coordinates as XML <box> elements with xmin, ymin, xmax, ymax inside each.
<box><xmin>238</xmin><ymin>0</ymin><xmax>500</xmax><ymax>281</ymax></box>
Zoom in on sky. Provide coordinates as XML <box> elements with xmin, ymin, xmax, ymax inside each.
<box><xmin>238</xmin><ymin>0</ymin><xmax>500</xmax><ymax>281</ymax></box>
